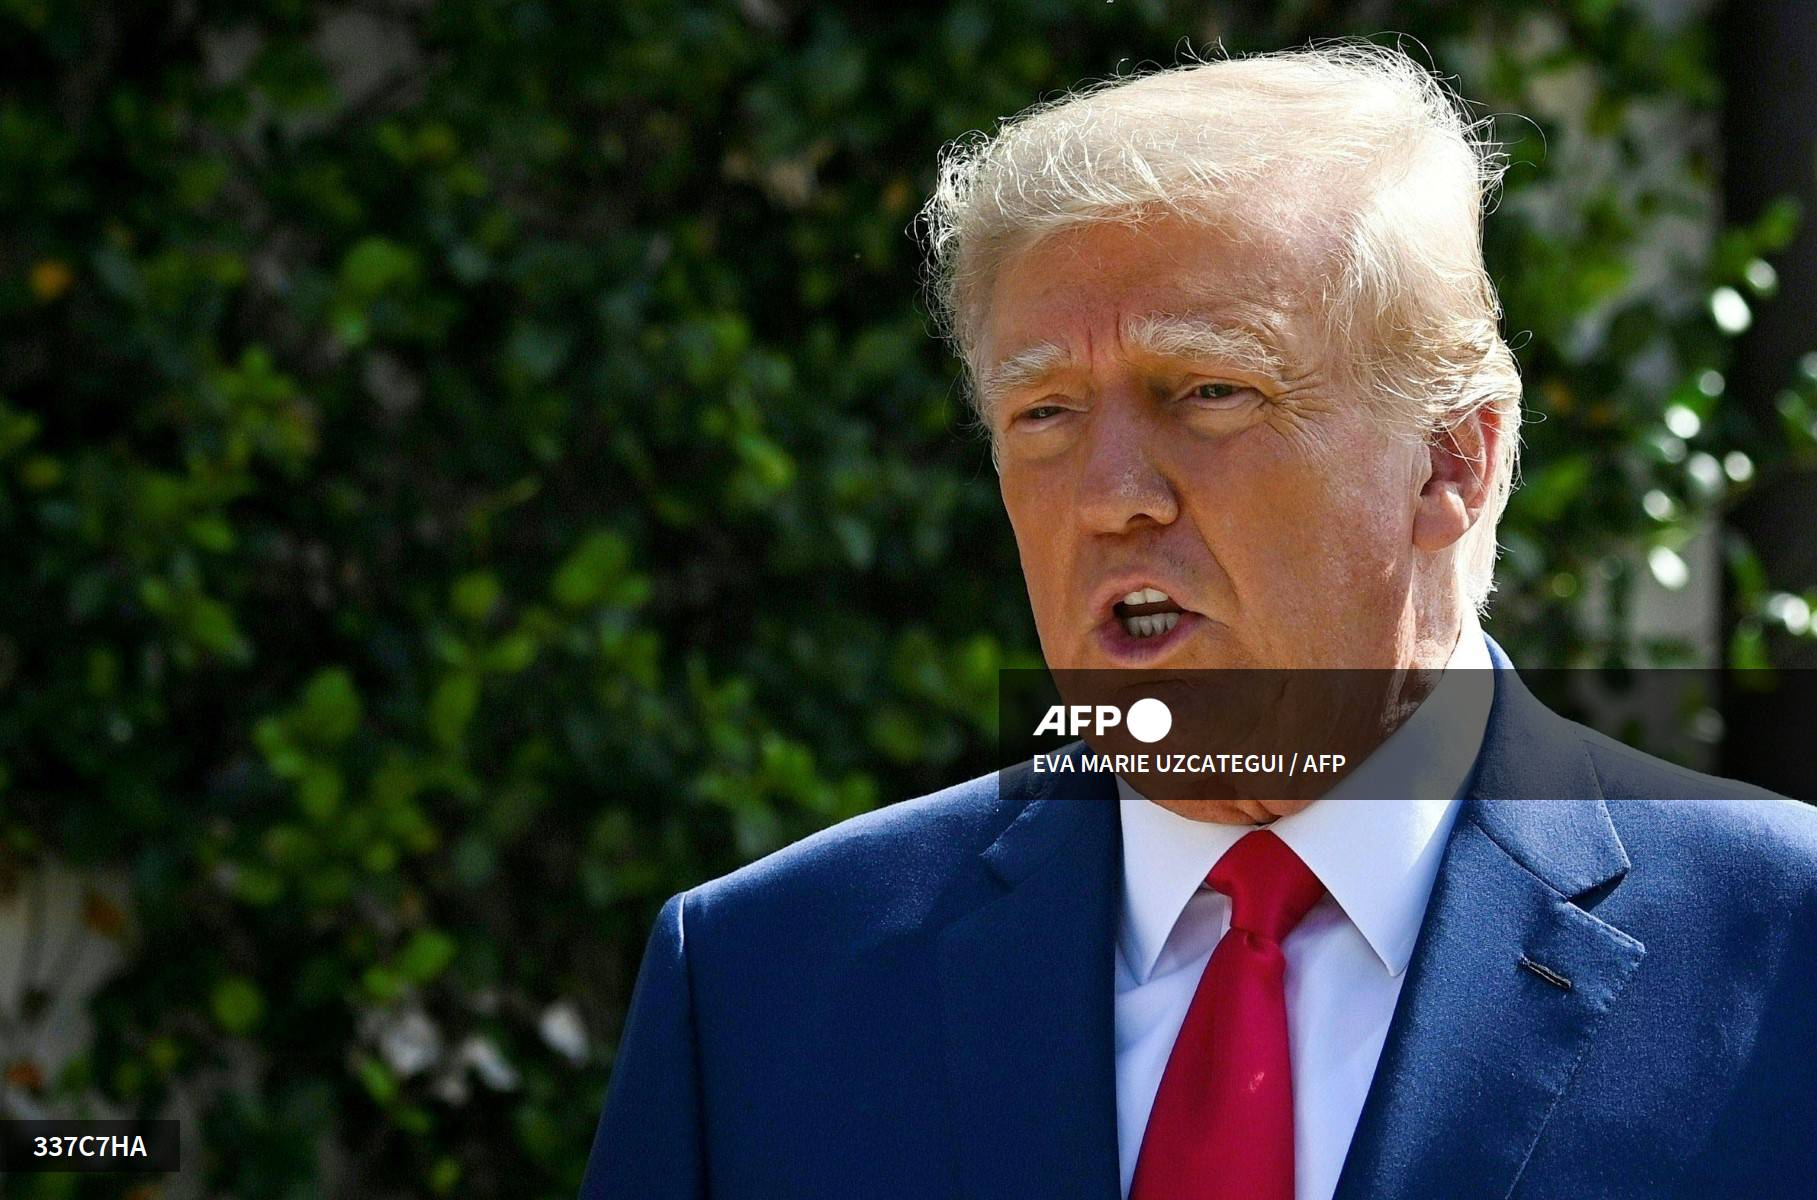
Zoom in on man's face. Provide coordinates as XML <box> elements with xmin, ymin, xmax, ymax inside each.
<box><xmin>980</xmin><ymin>213</ymin><xmax>1432</xmax><ymax>674</ymax></box>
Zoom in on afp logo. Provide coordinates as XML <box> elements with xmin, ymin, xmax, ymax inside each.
<box><xmin>1034</xmin><ymin>697</ymin><xmax>1173</xmax><ymax>744</ymax></box>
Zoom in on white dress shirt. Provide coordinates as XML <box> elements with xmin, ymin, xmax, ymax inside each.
<box><xmin>1113</xmin><ymin>616</ymin><xmax>1495</xmax><ymax>1200</ymax></box>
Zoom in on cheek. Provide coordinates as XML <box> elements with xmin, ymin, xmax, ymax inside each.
<box><xmin>1000</xmin><ymin>469</ymin><xmax>1068</xmax><ymax>591</ymax></box>
<box><xmin>1001</xmin><ymin>470</ymin><xmax>1045</xmax><ymax>544</ymax></box>
<box><xmin>1182</xmin><ymin>423</ymin><xmax>1410</xmax><ymax>590</ymax></box>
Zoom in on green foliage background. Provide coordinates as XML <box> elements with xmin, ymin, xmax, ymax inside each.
<box><xmin>2</xmin><ymin>0</ymin><xmax>1813</xmax><ymax>1196</ymax></box>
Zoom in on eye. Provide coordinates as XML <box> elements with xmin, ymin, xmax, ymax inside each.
<box><xmin>1188</xmin><ymin>382</ymin><xmax>1242</xmax><ymax>402</ymax></box>
<box><xmin>1017</xmin><ymin>403</ymin><xmax>1069</xmax><ymax>423</ymax></box>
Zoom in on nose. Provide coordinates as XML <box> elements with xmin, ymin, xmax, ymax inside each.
<box><xmin>1073</xmin><ymin>400</ymin><xmax>1179</xmax><ymax>534</ymax></box>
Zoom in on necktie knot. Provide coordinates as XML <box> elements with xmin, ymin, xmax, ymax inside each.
<box><xmin>1205</xmin><ymin>829</ymin><xmax>1325</xmax><ymax>943</ymax></box>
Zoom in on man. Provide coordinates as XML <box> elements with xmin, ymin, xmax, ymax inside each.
<box><xmin>581</xmin><ymin>46</ymin><xmax>1817</xmax><ymax>1199</ymax></box>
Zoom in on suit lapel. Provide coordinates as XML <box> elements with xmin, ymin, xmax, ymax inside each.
<box><xmin>1333</xmin><ymin>639</ymin><xmax>1648</xmax><ymax>1200</ymax></box>
<box><xmin>937</xmin><ymin>750</ymin><xmax>1123</xmax><ymax>1199</ymax></box>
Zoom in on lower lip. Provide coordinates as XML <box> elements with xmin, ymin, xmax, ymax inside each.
<box><xmin>1093</xmin><ymin>610</ymin><xmax>1208</xmax><ymax>664</ymax></box>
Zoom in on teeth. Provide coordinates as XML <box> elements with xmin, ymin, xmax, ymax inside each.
<box><xmin>1119</xmin><ymin>611</ymin><xmax>1181</xmax><ymax>639</ymax></box>
<box><xmin>1119</xmin><ymin>587</ymin><xmax>1172</xmax><ymax>606</ymax></box>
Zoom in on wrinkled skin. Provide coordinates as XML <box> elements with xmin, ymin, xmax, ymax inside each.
<box><xmin>979</xmin><ymin>214</ymin><xmax>1500</xmax><ymax>823</ymax></box>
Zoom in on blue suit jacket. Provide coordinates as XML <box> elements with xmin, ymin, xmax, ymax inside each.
<box><xmin>580</xmin><ymin>640</ymin><xmax>1817</xmax><ymax>1198</ymax></box>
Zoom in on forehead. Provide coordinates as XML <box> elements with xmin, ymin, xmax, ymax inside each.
<box><xmin>976</xmin><ymin>213</ymin><xmax>1330</xmax><ymax>369</ymax></box>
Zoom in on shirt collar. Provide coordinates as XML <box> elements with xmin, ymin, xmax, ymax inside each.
<box><xmin>1116</xmin><ymin>614</ymin><xmax>1493</xmax><ymax>984</ymax></box>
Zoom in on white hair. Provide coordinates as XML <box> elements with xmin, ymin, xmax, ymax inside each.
<box><xmin>917</xmin><ymin>41</ymin><xmax>1523</xmax><ymax>614</ymax></box>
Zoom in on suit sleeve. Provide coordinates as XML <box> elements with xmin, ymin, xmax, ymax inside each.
<box><xmin>579</xmin><ymin>891</ymin><xmax>706</xmax><ymax>1199</ymax></box>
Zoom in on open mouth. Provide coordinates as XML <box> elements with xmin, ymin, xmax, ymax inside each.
<box><xmin>1112</xmin><ymin>587</ymin><xmax>1187</xmax><ymax>640</ymax></box>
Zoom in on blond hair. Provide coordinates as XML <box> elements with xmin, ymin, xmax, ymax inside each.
<box><xmin>917</xmin><ymin>42</ymin><xmax>1523</xmax><ymax>613</ymax></box>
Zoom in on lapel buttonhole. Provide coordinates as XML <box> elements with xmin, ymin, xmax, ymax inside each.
<box><xmin>1517</xmin><ymin>955</ymin><xmax>1573</xmax><ymax>991</ymax></box>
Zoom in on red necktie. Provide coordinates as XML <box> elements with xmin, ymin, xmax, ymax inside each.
<box><xmin>1129</xmin><ymin>829</ymin><xmax>1326</xmax><ymax>1200</ymax></box>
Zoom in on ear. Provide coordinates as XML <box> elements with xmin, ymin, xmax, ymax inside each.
<box><xmin>1412</xmin><ymin>403</ymin><xmax>1502</xmax><ymax>554</ymax></box>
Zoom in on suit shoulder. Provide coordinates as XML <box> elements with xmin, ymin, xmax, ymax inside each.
<box><xmin>1576</xmin><ymin>725</ymin><xmax>1817</xmax><ymax>898</ymax></box>
<box><xmin>1577</xmin><ymin>720</ymin><xmax>1786</xmax><ymax>803</ymax></box>
<box><xmin>681</xmin><ymin>766</ymin><xmax>1019</xmax><ymax>937</ymax></box>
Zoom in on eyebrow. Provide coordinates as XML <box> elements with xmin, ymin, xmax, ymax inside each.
<box><xmin>977</xmin><ymin>341</ymin><xmax>1072</xmax><ymax>408</ymax></box>
<box><xmin>976</xmin><ymin>312</ymin><xmax>1289</xmax><ymax>413</ymax></box>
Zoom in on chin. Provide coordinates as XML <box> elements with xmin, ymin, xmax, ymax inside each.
<box><xmin>1158</xmin><ymin>796</ymin><xmax>1316</xmax><ymax>825</ymax></box>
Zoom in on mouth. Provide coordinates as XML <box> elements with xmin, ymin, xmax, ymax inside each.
<box><xmin>1111</xmin><ymin>586</ymin><xmax>1187</xmax><ymax>639</ymax></box>
<box><xmin>1093</xmin><ymin>584</ymin><xmax>1206</xmax><ymax>663</ymax></box>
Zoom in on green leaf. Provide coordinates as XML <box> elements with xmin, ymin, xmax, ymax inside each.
<box><xmin>186</xmin><ymin>515</ymin><xmax>236</xmax><ymax>552</ymax></box>
<box><xmin>552</xmin><ymin>530</ymin><xmax>633</xmax><ymax>608</ymax></box>
<box><xmin>184</xmin><ymin>594</ymin><xmax>248</xmax><ymax>658</ymax></box>
<box><xmin>430</xmin><ymin>1157</ymin><xmax>461</xmax><ymax>1193</ymax></box>
<box><xmin>451</xmin><ymin>572</ymin><xmax>501</xmax><ymax>622</ymax></box>
<box><xmin>428</xmin><ymin>672</ymin><xmax>480</xmax><ymax>749</ymax></box>
<box><xmin>297</xmin><ymin>764</ymin><xmax>343</xmax><ymax>821</ymax></box>
<box><xmin>211</xmin><ymin>977</ymin><xmax>264</xmax><ymax>1034</ymax></box>
<box><xmin>362</xmin><ymin>966</ymin><xmax>405</xmax><ymax>1005</ymax></box>
<box><xmin>398</xmin><ymin>929</ymin><xmax>457</xmax><ymax>983</ymax></box>
<box><xmin>485</xmin><ymin>631</ymin><xmax>538</xmax><ymax>673</ymax></box>
<box><xmin>353</xmin><ymin>1053</ymin><xmax>398</xmax><ymax>1104</ymax></box>
<box><xmin>339</xmin><ymin>236</ymin><xmax>421</xmax><ymax>300</ymax></box>
<box><xmin>298</xmin><ymin>669</ymin><xmax>363</xmax><ymax>746</ymax></box>
<box><xmin>1512</xmin><ymin>455</ymin><xmax>1593</xmax><ymax>523</ymax></box>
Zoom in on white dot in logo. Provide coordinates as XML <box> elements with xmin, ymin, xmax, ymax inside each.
<box><xmin>1126</xmin><ymin>697</ymin><xmax>1172</xmax><ymax>743</ymax></box>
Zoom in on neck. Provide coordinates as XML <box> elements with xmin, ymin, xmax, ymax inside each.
<box><xmin>1135</xmin><ymin>606</ymin><xmax>1478</xmax><ymax>826</ymax></box>
<box><xmin>1406</xmin><ymin>570</ymin><xmax>1470</xmax><ymax>672</ymax></box>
